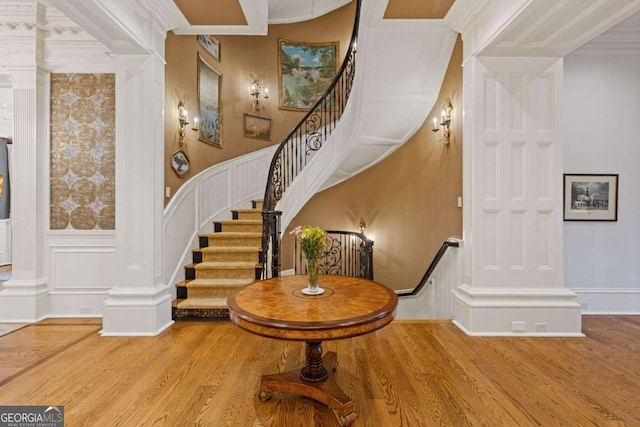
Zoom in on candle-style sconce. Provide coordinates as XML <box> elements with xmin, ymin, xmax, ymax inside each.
<box><xmin>431</xmin><ymin>100</ymin><xmax>453</xmax><ymax>146</ymax></box>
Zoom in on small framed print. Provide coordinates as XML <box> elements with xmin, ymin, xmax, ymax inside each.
<box><xmin>563</xmin><ymin>174</ymin><xmax>618</xmax><ymax>221</ymax></box>
<box><xmin>197</xmin><ymin>35</ymin><xmax>220</xmax><ymax>61</ymax></box>
<box><xmin>171</xmin><ymin>149</ymin><xmax>190</xmax><ymax>178</ymax></box>
<box><xmin>243</xmin><ymin>113</ymin><xmax>271</xmax><ymax>141</ymax></box>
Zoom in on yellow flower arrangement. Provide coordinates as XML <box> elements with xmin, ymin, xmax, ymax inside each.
<box><xmin>290</xmin><ymin>225</ymin><xmax>330</xmax><ymax>260</ymax></box>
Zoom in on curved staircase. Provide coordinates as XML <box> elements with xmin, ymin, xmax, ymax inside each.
<box><xmin>172</xmin><ymin>201</ymin><xmax>263</xmax><ymax>320</ymax></box>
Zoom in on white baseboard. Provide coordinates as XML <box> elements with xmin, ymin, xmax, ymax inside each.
<box><xmin>572</xmin><ymin>288</ymin><xmax>640</xmax><ymax>315</ymax></box>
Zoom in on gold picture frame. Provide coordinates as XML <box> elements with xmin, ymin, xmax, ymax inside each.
<box><xmin>278</xmin><ymin>38</ymin><xmax>339</xmax><ymax>111</ymax></box>
<box><xmin>243</xmin><ymin>113</ymin><xmax>271</xmax><ymax>141</ymax></box>
<box><xmin>197</xmin><ymin>53</ymin><xmax>223</xmax><ymax>148</ymax></box>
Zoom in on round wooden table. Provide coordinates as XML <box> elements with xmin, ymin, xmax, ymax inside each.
<box><xmin>227</xmin><ymin>274</ymin><xmax>398</xmax><ymax>426</ymax></box>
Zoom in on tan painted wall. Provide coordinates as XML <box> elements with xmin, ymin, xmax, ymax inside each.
<box><xmin>284</xmin><ymin>36</ymin><xmax>463</xmax><ymax>291</ymax></box>
<box><xmin>164</xmin><ymin>2</ymin><xmax>356</xmax><ymax>203</ymax></box>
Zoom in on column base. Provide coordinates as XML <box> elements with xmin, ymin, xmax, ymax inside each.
<box><xmin>0</xmin><ymin>278</ymin><xmax>49</xmax><ymax>322</ymax></box>
<box><xmin>101</xmin><ymin>284</ymin><xmax>173</xmax><ymax>336</ymax></box>
<box><xmin>453</xmin><ymin>284</ymin><xmax>584</xmax><ymax>336</ymax></box>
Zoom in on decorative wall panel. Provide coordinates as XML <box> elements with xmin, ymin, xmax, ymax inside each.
<box><xmin>50</xmin><ymin>73</ymin><xmax>115</xmax><ymax>230</ymax></box>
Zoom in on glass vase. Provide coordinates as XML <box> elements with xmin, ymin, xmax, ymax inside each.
<box><xmin>306</xmin><ymin>258</ymin><xmax>320</xmax><ymax>294</ymax></box>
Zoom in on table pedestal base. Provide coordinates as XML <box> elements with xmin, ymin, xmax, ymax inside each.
<box><xmin>259</xmin><ymin>350</ymin><xmax>356</xmax><ymax>426</ymax></box>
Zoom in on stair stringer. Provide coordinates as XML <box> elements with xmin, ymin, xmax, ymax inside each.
<box><xmin>278</xmin><ymin>11</ymin><xmax>458</xmax><ymax>230</ymax></box>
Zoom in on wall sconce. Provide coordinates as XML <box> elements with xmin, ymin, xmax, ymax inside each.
<box><xmin>358</xmin><ymin>219</ymin><xmax>366</xmax><ymax>235</ymax></box>
<box><xmin>431</xmin><ymin>101</ymin><xmax>453</xmax><ymax>145</ymax></box>
<box><xmin>250</xmin><ymin>80</ymin><xmax>269</xmax><ymax>111</ymax></box>
<box><xmin>177</xmin><ymin>100</ymin><xmax>199</xmax><ymax>146</ymax></box>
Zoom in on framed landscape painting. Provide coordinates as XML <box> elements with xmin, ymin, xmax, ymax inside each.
<box><xmin>197</xmin><ymin>35</ymin><xmax>220</xmax><ymax>61</ymax></box>
<box><xmin>563</xmin><ymin>174</ymin><xmax>618</xmax><ymax>221</ymax></box>
<box><xmin>243</xmin><ymin>113</ymin><xmax>271</xmax><ymax>141</ymax></box>
<box><xmin>197</xmin><ymin>53</ymin><xmax>222</xmax><ymax>148</ymax></box>
<box><xmin>278</xmin><ymin>39</ymin><xmax>338</xmax><ymax>111</ymax></box>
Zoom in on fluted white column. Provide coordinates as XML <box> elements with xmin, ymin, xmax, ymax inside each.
<box><xmin>0</xmin><ymin>1</ymin><xmax>50</xmax><ymax>321</ymax></box>
<box><xmin>0</xmin><ymin>66</ymin><xmax>50</xmax><ymax>321</ymax></box>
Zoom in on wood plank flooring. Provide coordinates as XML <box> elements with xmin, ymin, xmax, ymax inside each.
<box><xmin>0</xmin><ymin>316</ymin><xmax>638</xmax><ymax>426</ymax></box>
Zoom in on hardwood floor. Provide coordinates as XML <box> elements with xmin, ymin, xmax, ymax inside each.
<box><xmin>0</xmin><ymin>316</ymin><xmax>639</xmax><ymax>426</ymax></box>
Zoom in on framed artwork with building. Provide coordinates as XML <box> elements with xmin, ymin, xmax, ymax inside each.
<box><xmin>563</xmin><ymin>174</ymin><xmax>618</xmax><ymax>221</ymax></box>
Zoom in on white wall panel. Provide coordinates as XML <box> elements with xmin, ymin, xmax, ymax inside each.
<box><xmin>509</xmin><ymin>210</ymin><xmax>526</xmax><ymax>269</ymax></box>
<box><xmin>532</xmin><ymin>74</ymin><xmax>555</xmax><ymax>131</ymax></box>
<box><xmin>481</xmin><ymin>210</ymin><xmax>500</xmax><ymax>270</ymax></box>
<box><xmin>483</xmin><ymin>141</ymin><xmax>500</xmax><ymax>199</ymax></box>
<box><xmin>535</xmin><ymin>141</ymin><xmax>553</xmax><ymax>200</ymax></box>
<box><xmin>483</xmin><ymin>74</ymin><xmax>500</xmax><ymax>131</ymax></box>
<box><xmin>200</xmin><ymin>168</ymin><xmax>231</xmax><ymax>228</ymax></box>
<box><xmin>510</xmin><ymin>75</ymin><xmax>527</xmax><ymax>132</ymax></box>
<box><xmin>50</xmin><ymin>248</ymin><xmax>116</xmax><ymax>290</ymax></box>
<box><xmin>535</xmin><ymin>210</ymin><xmax>553</xmax><ymax>269</ymax></box>
<box><xmin>509</xmin><ymin>141</ymin><xmax>526</xmax><ymax>199</ymax></box>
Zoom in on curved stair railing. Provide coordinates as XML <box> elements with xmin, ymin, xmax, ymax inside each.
<box><xmin>262</xmin><ymin>0</ymin><xmax>362</xmax><ymax>278</ymax></box>
<box><xmin>294</xmin><ymin>230</ymin><xmax>374</xmax><ymax>280</ymax></box>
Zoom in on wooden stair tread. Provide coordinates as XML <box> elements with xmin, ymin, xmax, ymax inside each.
<box><xmin>214</xmin><ymin>219</ymin><xmax>262</xmax><ymax>225</ymax></box>
<box><xmin>205</xmin><ymin>232</ymin><xmax>262</xmax><ymax>238</ymax></box>
<box><xmin>194</xmin><ymin>261</ymin><xmax>258</xmax><ymax>269</ymax></box>
<box><xmin>187</xmin><ymin>278</ymin><xmax>254</xmax><ymax>287</ymax></box>
<box><xmin>176</xmin><ymin>297</ymin><xmax>228</xmax><ymax>309</ymax></box>
<box><xmin>200</xmin><ymin>246</ymin><xmax>261</xmax><ymax>253</ymax></box>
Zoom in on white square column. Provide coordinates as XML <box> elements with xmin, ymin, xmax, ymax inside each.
<box><xmin>101</xmin><ymin>52</ymin><xmax>172</xmax><ymax>336</ymax></box>
<box><xmin>453</xmin><ymin>56</ymin><xmax>582</xmax><ymax>336</ymax></box>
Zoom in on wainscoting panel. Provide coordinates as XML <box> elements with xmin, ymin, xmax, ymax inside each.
<box><xmin>483</xmin><ymin>74</ymin><xmax>500</xmax><ymax>132</ymax></box>
<box><xmin>510</xmin><ymin>75</ymin><xmax>526</xmax><ymax>132</ymax></box>
<box><xmin>509</xmin><ymin>210</ymin><xmax>526</xmax><ymax>269</ymax></box>
<box><xmin>163</xmin><ymin>146</ymin><xmax>276</xmax><ymax>295</ymax></box>
<box><xmin>199</xmin><ymin>168</ymin><xmax>231</xmax><ymax>230</ymax></box>
<box><xmin>483</xmin><ymin>141</ymin><xmax>500</xmax><ymax>200</ymax></box>
<box><xmin>509</xmin><ymin>141</ymin><xmax>526</xmax><ymax>199</ymax></box>
<box><xmin>47</xmin><ymin>231</ymin><xmax>116</xmax><ymax>316</ymax></box>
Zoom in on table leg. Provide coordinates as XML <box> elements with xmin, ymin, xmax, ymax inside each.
<box><xmin>259</xmin><ymin>341</ymin><xmax>356</xmax><ymax>426</ymax></box>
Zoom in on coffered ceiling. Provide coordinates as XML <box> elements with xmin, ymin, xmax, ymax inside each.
<box><xmin>163</xmin><ymin>0</ymin><xmax>352</xmax><ymax>35</ymax></box>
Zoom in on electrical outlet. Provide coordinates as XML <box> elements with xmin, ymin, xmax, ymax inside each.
<box><xmin>165</xmin><ymin>187</ymin><xmax>171</xmax><ymax>198</ymax></box>
<box><xmin>457</xmin><ymin>196</ymin><xmax>462</xmax><ymax>208</ymax></box>
<box><xmin>534</xmin><ymin>322</ymin><xmax>547</xmax><ymax>332</ymax></box>
<box><xmin>512</xmin><ymin>321</ymin><xmax>526</xmax><ymax>332</ymax></box>
<box><xmin>80</xmin><ymin>306</ymin><xmax>91</xmax><ymax>314</ymax></box>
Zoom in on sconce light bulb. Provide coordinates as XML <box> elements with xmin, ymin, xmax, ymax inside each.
<box><xmin>193</xmin><ymin>117</ymin><xmax>198</xmax><ymax>124</ymax></box>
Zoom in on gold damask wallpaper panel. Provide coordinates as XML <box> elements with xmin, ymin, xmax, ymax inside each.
<box><xmin>50</xmin><ymin>73</ymin><xmax>116</xmax><ymax>230</ymax></box>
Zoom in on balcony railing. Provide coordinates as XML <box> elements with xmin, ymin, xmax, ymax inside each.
<box><xmin>295</xmin><ymin>230</ymin><xmax>374</xmax><ymax>280</ymax></box>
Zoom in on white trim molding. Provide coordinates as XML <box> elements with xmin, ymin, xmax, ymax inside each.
<box><xmin>573</xmin><ymin>288</ymin><xmax>640</xmax><ymax>315</ymax></box>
